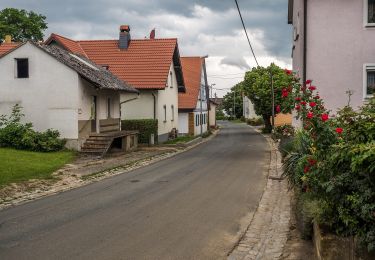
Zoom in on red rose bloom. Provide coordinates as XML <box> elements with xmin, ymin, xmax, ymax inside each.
<box><xmin>308</xmin><ymin>158</ymin><xmax>317</xmax><ymax>166</ymax></box>
<box><xmin>335</xmin><ymin>128</ymin><xmax>343</xmax><ymax>134</ymax></box>
<box><xmin>285</xmin><ymin>69</ymin><xmax>292</xmax><ymax>75</ymax></box>
<box><xmin>314</xmin><ymin>95</ymin><xmax>320</xmax><ymax>99</ymax></box>
<box><xmin>300</xmin><ymin>101</ymin><xmax>307</xmax><ymax>106</ymax></box>
<box><xmin>307</xmin><ymin>112</ymin><xmax>314</xmax><ymax>119</ymax></box>
<box><xmin>295</xmin><ymin>97</ymin><xmax>301</xmax><ymax>101</ymax></box>
<box><xmin>309</xmin><ymin>102</ymin><xmax>316</xmax><ymax>107</ymax></box>
<box><xmin>304</xmin><ymin>166</ymin><xmax>310</xmax><ymax>173</ymax></box>
<box><xmin>276</xmin><ymin>105</ymin><xmax>281</xmax><ymax>113</ymax></box>
<box><xmin>308</xmin><ymin>86</ymin><xmax>317</xmax><ymax>91</ymax></box>
<box><xmin>282</xmin><ymin>91</ymin><xmax>289</xmax><ymax>98</ymax></box>
<box><xmin>305</xmin><ymin>79</ymin><xmax>312</xmax><ymax>84</ymax></box>
<box><xmin>321</xmin><ymin>113</ymin><xmax>329</xmax><ymax>122</ymax></box>
<box><xmin>295</xmin><ymin>105</ymin><xmax>301</xmax><ymax>110</ymax></box>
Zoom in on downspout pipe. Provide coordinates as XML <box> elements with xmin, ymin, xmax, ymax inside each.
<box><xmin>152</xmin><ymin>92</ymin><xmax>156</xmax><ymax>120</ymax></box>
<box><xmin>303</xmin><ymin>0</ymin><xmax>307</xmax><ymax>84</ymax></box>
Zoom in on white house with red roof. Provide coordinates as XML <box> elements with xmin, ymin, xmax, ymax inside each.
<box><xmin>0</xmin><ymin>39</ymin><xmax>139</xmax><ymax>153</ymax></box>
<box><xmin>178</xmin><ymin>57</ymin><xmax>209</xmax><ymax>136</ymax></box>
<box><xmin>45</xmin><ymin>25</ymin><xmax>186</xmax><ymax>142</ymax></box>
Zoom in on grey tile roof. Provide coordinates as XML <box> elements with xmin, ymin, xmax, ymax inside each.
<box><xmin>32</xmin><ymin>42</ymin><xmax>139</xmax><ymax>93</ymax></box>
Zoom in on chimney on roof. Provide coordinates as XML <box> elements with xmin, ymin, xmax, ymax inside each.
<box><xmin>150</xmin><ymin>28</ymin><xmax>155</xmax><ymax>39</ymax></box>
<box><xmin>119</xmin><ymin>25</ymin><xmax>131</xmax><ymax>50</ymax></box>
<box><xmin>4</xmin><ymin>35</ymin><xmax>11</xmax><ymax>44</ymax></box>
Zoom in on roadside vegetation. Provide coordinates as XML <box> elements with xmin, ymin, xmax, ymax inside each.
<box><xmin>164</xmin><ymin>135</ymin><xmax>196</xmax><ymax>144</ymax></box>
<box><xmin>0</xmin><ymin>148</ymin><xmax>74</xmax><ymax>186</ymax></box>
<box><xmin>273</xmin><ymin>70</ymin><xmax>375</xmax><ymax>253</ymax></box>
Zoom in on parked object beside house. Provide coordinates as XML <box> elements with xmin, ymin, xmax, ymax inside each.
<box><xmin>45</xmin><ymin>25</ymin><xmax>186</xmax><ymax>142</ymax></box>
<box><xmin>178</xmin><ymin>57</ymin><xmax>209</xmax><ymax>136</ymax></box>
<box><xmin>0</xmin><ymin>41</ymin><xmax>139</xmax><ymax>154</ymax></box>
<box><xmin>288</xmin><ymin>0</ymin><xmax>375</xmax><ymax>113</ymax></box>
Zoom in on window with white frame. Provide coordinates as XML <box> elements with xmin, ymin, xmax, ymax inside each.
<box><xmin>196</xmin><ymin>114</ymin><xmax>199</xmax><ymax>126</ymax></box>
<box><xmin>171</xmin><ymin>105</ymin><xmax>174</xmax><ymax>121</ymax></box>
<box><xmin>364</xmin><ymin>64</ymin><xmax>375</xmax><ymax>98</ymax></box>
<box><xmin>365</xmin><ymin>0</ymin><xmax>375</xmax><ymax>26</ymax></box>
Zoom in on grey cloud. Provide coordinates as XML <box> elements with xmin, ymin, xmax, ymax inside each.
<box><xmin>0</xmin><ymin>0</ymin><xmax>291</xmax><ymax>60</ymax></box>
<box><xmin>220</xmin><ymin>56</ymin><xmax>250</xmax><ymax>70</ymax></box>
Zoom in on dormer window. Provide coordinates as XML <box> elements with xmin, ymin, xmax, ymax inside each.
<box><xmin>15</xmin><ymin>58</ymin><xmax>29</xmax><ymax>78</ymax></box>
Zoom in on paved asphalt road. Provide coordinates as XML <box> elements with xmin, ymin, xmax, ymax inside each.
<box><xmin>0</xmin><ymin>121</ymin><xmax>269</xmax><ymax>260</ymax></box>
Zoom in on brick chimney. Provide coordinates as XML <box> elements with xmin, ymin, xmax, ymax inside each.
<box><xmin>4</xmin><ymin>35</ymin><xmax>12</xmax><ymax>44</ymax></box>
<box><xmin>119</xmin><ymin>25</ymin><xmax>131</xmax><ymax>50</ymax></box>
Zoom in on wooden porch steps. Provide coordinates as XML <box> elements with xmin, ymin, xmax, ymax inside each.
<box><xmin>80</xmin><ymin>131</ymin><xmax>138</xmax><ymax>157</ymax></box>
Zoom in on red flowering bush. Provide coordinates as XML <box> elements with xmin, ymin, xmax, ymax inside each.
<box><xmin>281</xmin><ymin>75</ymin><xmax>375</xmax><ymax>252</ymax></box>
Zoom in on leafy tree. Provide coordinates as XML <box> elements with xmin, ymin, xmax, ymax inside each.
<box><xmin>0</xmin><ymin>8</ymin><xmax>48</xmax><ymax>42</ymax></box>
<box><xmin>242</xmin><ymin>63</ymin><xmax>296</xmax><ymax>133</ymax></box>
<box><xmin>222</xmin><ymin>83</ymin><xmax>244</xmax><ymax>119</ymax></box>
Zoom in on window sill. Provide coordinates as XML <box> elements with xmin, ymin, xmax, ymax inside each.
<box><xmin>364</xmin><ymin>23</ymin><xmax>375</xmax><ymax>28</ymax></box>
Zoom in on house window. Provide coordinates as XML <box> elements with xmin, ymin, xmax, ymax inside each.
<box><xmin>163</xmin><ymin>105</ymin><xmax>167</xmax><ymax>122</ymax></box>
<box><xmin>171</xmin><ymin>105</ymin><xmax>174</xmax><ymax>121</ymax></box>
<box><xmin>365</xmin><ymin>0</ymin><xmax>375</xmax><ymax>26</ymax></box>
<box><xmin>107</xmin><ymin>98</ymin><xmax>111</xmax><ymax>118</ymax></box>
<box><xmin>364</xmin><ymin>64</ymin><xmax>375</xmax><ymax>98</ymax></box>
<box><xmin>196</xmin><ymin>114</ymin><xmax>199</xmax><ymax>126</ymax></box>
<box><xmin>15</xmin><ymin>58</ymin><xmax>29</xmax><ymax>78</ymax></box>
<box><xmin>169</xmin><ymin>71</ymin><xmax>173</xmax><ymax>88</ymax></box>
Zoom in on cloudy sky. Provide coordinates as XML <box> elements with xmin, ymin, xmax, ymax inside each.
<box><xmin>1</xmin><ymin>0</ymin><xmax>292</xmax><ymax>97</ymax></box>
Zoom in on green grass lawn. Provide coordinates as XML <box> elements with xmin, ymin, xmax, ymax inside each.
<box><xmin>164</xmin><ymin>135</ymin><xmax>197</xmax><ymax>144</ymax></box>
<box><xmin>0</xmin><ymin>148</ymin><xmax>75</xmax><ymax>187</ymax></box>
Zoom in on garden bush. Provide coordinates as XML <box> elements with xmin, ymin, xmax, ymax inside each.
<box><xmin>246</xmin><ymin>117</ymin><xmax>264</xmax><ymax>126</ymax></box>
<box><xmin>0</xmin><ymin>104</ymin><xmax>65</xmax><ymax>152</ymax></box>
<box><xmin>278</xmin><ymin>72</ymin><xmax>375</xmax><ymax>252</ymax></box>
<box><xmin>122</xmin><ymin>119</ymin><xmax>158</xmax><ymax>144</ymax></box>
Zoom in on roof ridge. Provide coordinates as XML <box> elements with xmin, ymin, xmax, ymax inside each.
<box><xmin>77</xmin><ymin>38</ymin><xmax>177</xmax><ymax>42</ymax></box>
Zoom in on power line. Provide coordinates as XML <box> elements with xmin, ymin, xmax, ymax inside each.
<box><xmin>234</xmin><ymin>0</ymin><xmax>259</xmax><ymax>67</ymax></box>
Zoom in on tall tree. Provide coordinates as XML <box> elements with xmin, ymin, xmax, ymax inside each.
<box><xmin>242</xmin><ymin>63</ymin><xmax>296</xmax><ymax>133</ymax></box>
<box><xmin>222</xmin><ymin>83</ymin><xmax>244</xmax><ymax>119</ymax></box>
<box><xmin>0</xmin><ymin>8</ymin><xmax>47</xmax><ymax>42</ymax></box>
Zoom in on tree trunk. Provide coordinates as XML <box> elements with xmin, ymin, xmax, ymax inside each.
<box><xmin>262</xmin><ymin>114</ymin><xmax>272</xmax><ymax>133</ymax></box>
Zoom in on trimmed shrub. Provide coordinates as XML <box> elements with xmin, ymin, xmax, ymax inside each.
<box><xmin>122</xmin><ymin>119</ymin><xmax>158</xmax><ymax>144</ymax></box>
<box><xmin>246</xmin><ymin>117</ymin><xmax>264</xmax><ymax>126</ymax></box>
<box><xmin>0</xmin><ymin>104</ymin><xmax>66</xmax><ymax>152</ymax></box>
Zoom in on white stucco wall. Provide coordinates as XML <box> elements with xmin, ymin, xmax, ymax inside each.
<box><xmin>291</xmin><ymin>0</ymin><xmax>375</xmax><ymax>112</ymax></box>
<box><xmin>193</xmin><ymin>111</ymin><xmax>208</xmax><ymax>136</ymax></box>
<box><xmin>0</xmin><ymin>42</ymin><xmax>80</xmax><ymax>139</ymax></box>
<box><xmin>156</xmin><ymin>63</ymin><xmax>179</xmax><ymax>141</ymax></box>
<box><xmin>121</xmin><ymin>91</ymin><xmax>153</xmax><ymax>119</ymax></box>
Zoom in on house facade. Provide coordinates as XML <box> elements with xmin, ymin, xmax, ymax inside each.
<box><xmin>0</xmin><ymin>41</ymin><xmax>138</xmax><ymax>150</ymax></box>
<box><xmin>45</xmin><ymin>26</ymin><xmax>185</xmax><ymax>142</ymax></box>
<box><xmin>288</xmin><ymin>0</ymin><xmax>375</xmax><ymax>112</ymax></box>
<box><xmin>178</xmin><ymin>57</ymin><xmax>209</xmax><ymax>136</ymax></box>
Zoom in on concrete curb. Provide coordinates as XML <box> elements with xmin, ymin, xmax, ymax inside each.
<box><xmin>228</xmin><ymin>126</ymin><xmax>291</xmax><ymax>260</ymax></box>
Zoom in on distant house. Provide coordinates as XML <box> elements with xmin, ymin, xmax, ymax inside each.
<box><xmin>45</xmin><ymin>25</ymin><xmax>185</xmax><ymax>142</ymax></box>
<box><xmin>178</xmin><ymin>57</ymin><xmax>209</xmax><ymax>136</ymax></box>
<box><xmin>209</xmin><ymin>99</ymin><xmax>219</xmax><ymax>127</ymax></box>
<box><xmin>242</xmin><ymin>95</ymin><xmax>257</xmax><ymax>119</ymax></box>
<box><xmin>288</xmin><ymin>0</ymin><xmax>375</xmax><ymax>112</ymax></box>
<box><xmin>0</xmin><ymin>41</ymin><xmax>138</xmax><ymax>151</ymax></box>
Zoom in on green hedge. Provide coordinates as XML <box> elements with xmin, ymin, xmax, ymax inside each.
<box><xmin>122</xmin><ymin>119</ymin><xmax>158</xmax><ymax>144</ymax></box>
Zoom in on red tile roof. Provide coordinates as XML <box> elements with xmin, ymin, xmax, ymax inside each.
<box><xmin>178</xmin><ymin>57</ymin><xmax>203</xmax><ymax>110</ymax></box>
<box><xmin>45</xmin><ymin>33</ymin><xmax>88</xmax><ymax>57</ymax></box>
<box><xmin>0</xmin><ymin>43</ymin><xmax>21</xmax><ymax>56</ymax></box>
<box><xmin>45</xmin><ymin>33</ymin><xmax>179</xmax><ymax>89</ymax></box>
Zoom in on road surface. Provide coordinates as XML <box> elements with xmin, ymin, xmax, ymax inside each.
<box><xmin>0</xmin><ymin>121</ymin><xmax>269</xmax><ymax>259</ymax></box>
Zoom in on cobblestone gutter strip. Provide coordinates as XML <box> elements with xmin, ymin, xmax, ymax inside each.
<box><xmin>0</xmin><ymin>130</ymin><xmax>218</xmax><ymax>211</ymax></box>
<box><xmin>228</xmin><ymin>130</ymin><xmax>291</xmax><ymax>260</ymax></box>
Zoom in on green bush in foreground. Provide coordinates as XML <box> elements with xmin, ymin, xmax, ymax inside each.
<box><xmin>0</xmin><ymin>104</ymin><xmax>66</xmax><ymax>152</ymax></box>
<box><xmin>122</xmin><ymin>119</ymin><xmax>158</xmax><ymax>144</ymax></box>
